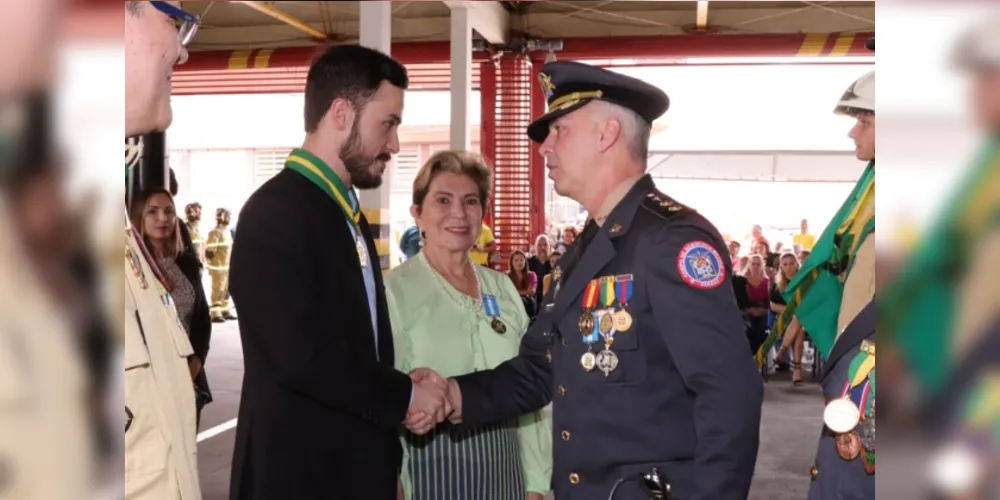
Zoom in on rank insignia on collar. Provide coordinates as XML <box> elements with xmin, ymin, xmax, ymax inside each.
<box><xmin>677</xmin><ymin>241</ymin><xmax>726</xmax><ymax>289</ymax></box>
<box><xmin>610</xmin><ymin>223</ymin><xmax>622</xmax><ymax>234</ymax></box>
<box><xmin>126</xmin><ymin>406</ymin><xmax>134</xmax><ymax>432</ymax></box>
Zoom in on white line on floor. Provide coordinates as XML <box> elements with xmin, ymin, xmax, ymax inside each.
<box><xmin>197</xmin><ymin>418</ymin><xmax>238</xmax><ymax>443</ymax></box>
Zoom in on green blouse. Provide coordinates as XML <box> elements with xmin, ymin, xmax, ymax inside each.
<box><xmin>385</xmin><ymin>255</ymin><xmax>552</xmax><ymax>497</ymax></box>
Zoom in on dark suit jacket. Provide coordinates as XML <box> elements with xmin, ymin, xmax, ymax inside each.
<box><xmin>228</xmin><ymin>169</ymin><xmax>412</xmax><ymax>500</ymax></box>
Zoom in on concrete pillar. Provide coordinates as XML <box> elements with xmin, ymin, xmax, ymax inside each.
<box><xmin>357</xmin><ymin>1</ymin><xmax>394</xmax><ymax>270</ymax></box>
<box><xmin>449</xmin><ymin>5</ymin><xmax>473</xmax><ymax>151</ymax></box>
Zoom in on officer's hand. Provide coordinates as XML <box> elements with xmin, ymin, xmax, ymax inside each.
<box><xmin>188</xmin><ymin>356</ymin><xmax>202</xmax><ymax>380</ymax></box>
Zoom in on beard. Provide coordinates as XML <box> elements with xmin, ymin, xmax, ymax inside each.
<box><xmin>339</xmin><ymin>118</ymin><xmax>392</xmax><ymax>190</ymax></box>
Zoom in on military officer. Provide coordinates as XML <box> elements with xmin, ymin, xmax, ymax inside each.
<box><xmin>185</xmin><ymin>202</ymin><xmax>205</xmax><ymax>265</ymax></box>
<box><xmin>414</xmin><ymin>61</ymin><xmax>763</xmax><ymax>500</ymax></box>
<box><xmin>806</xmin><ymin>38</ymin><xmax>876</xmax><ymax>499</ymax></box>
<box><xmin>124</xmin><ymin>2</ymin><xmax>202</xmax><ymax>499</ymax></box>
<box><xmin>205</xmin><ymin>207</ymin><xmax>236</xmax><ymax>322</ymax></box>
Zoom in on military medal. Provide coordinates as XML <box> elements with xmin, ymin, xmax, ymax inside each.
<box><xmin>598</xmin><ymin>311</ymin><xmax>614</xmax><ymax>335</ymax></box>
<box><xmin>356</xmin><ymin>237</ymin><xmax>369</xmax><ymax>268</ymax></box>
<box><xmin>596</xmin><ymin>345</ymin><xmax>619</xmax><ymax>376</ymax></box>
<box><xmin>859</xmin><ymin>417</ymin><xmax>875</xmax><ymax>452</ymax></box>
<box><xmin>579</xmin><ymin>280</ymin><xmax>600</xmax><ymax>336</ymax></box>
<box><xmin>824</xmin><ymin>397</ymin><xmax>861</xmax><ymax>434</ymax></box>
<box><xmin>598</xmin><ymin>276</ymin><xmax>616</xmax><ymax>334</ymax></box>
<box><xmin>483</xmin><ymin>294</ymin><xmax>506</xmax><ymax>334</ymax></box>
<box><xmin>579</xmin><ymin>280</ymin><xmax>601</xmax><ymax>371</ymax></box>
<box><xmin>836</xmin><ymin>431</ymin><xmax>862</xmax><ymax>461</ymax></box>
<box><xmin>613</xmin><ymin>274</ymin><xmax>634</xmax><ymax>332</ymax></box>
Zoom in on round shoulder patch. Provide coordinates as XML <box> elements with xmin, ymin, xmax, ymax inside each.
<box><xmin>677</xmin><ymin>241</ymin><xmax>727</xmax><ymax>289</ymax></box>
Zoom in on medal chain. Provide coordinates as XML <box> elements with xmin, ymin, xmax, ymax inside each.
<box><xmin>421</xmin><ymin>252</ymin><xmax>485</xmax><ymax>321</ymax></box>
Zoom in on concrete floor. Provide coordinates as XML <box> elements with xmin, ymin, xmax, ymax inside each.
<box><xmin>196</xmin><ymin>321</ymin><xmax>824</xmax><ymax>500</ymax></box>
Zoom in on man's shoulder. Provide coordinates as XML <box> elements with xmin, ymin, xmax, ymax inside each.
<box><xmin>634</xmin><ymin>188</ymin><xmax>718</xmax><ymax>237</ymax></box>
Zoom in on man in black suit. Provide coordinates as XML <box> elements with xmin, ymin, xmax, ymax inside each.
<box><xmin>228</xmin><ymin>45</ymin><xmax>449</xmax><ymax>500</ymax></box>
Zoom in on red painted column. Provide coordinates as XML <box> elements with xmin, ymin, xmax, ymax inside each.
<box><xmin>479</xmin><ymin>59</ymin><xmax>497</xmax><ymax>229</ymax></box>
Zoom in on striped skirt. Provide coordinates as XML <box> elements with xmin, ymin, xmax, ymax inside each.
<box><xmin>403</xmin><ymin>418</ymin><xmax>526</xmax><ymax>500</ymax></box>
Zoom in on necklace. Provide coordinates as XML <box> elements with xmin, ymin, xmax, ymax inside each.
<box><xmin>421</xmin><ymin>252</ymin><xmax>485</xmax><ymax>320</ymax></box>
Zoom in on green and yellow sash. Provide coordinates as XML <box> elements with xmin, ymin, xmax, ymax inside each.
<box><xmin>756</xmin><ymin>161</ymin><xmax>875</xmax><ymax>366</ymax></box>
<box><xmin>880</xmin><ymin>139</ymin><xmax>1000</xmax><ymax>395</ymax></box>
<box><xmin>284</xmin><ymin>148</ymin><xmax>361</xmax><ymax>230</ymax></box>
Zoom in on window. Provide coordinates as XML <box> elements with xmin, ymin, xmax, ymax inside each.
<box><xmin>253</xmin><ymin>148</ymin><xmax>293</xmax><ymax>189</ymax></box>
<box><xmin>391</xmin><ymin>147</ymin><xmax>421</xmax><ymax>195</ymax></box>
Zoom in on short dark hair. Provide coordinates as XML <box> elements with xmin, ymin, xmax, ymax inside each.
<box><xmin>304</xmin><ymin>45</ymin><xmax>409</xmax><ymax>133</ymax></box>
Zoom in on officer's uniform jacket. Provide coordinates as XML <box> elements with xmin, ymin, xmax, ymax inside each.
<box><xmin>125</xmin><ymin>217</ymin><xmax>202</xmax><ymax>499</ymax></box>
<box><xmin>808</xmin><ymin>302</ymin><xmax>875</xmax><ymax>500</ymax></box>
<box><xmin>456</xmin><ymin>175</ymin><xmax>763</xmax><ymax>500</ymax></box>
<box><xmin>0</xmin><ymin>205</ymin><xmax>92</xmax><ymax>499</ymax></box>
<box><xmin>809</xmin><ymin>235</ymin><xmax>876</xmax><ymax>500</ymax></box>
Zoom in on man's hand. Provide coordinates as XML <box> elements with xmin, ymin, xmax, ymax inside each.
<box><xmin>526</xmin><ymin>492</ymin><xmax>544</xmax><ymax>500</ymax></box>
<box><xmin>397</xmin><ymin>477</ymin><xmax>404</xmax><ymax>500</ymax></box>
<box><xmin>188</xmin><ymin>356</ymin><xmax>202</xmax><ymax>380</ymax></box>
<box><xmin>405</xmin><ymin>368</ymin><xmax>449</xmax><ymax>435</ymax></box>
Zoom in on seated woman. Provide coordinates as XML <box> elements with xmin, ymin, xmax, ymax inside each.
<box><xmin>507</xmin><ymin>250</ymin><xmax>538</xmax><ymax>317</ymax></box>
<box><xmin>129</xmin><ymin>188</ymin><xmax>213</xmax><ymax>427</ymax></box>
<box><xmin>385</xmin><ymin>150</ymin><xmax>551</xmax><ymax>500</ymax></box>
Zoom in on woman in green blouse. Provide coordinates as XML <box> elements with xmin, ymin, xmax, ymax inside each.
<box><xmin>385</xmin><ymin>150</ymin><xmax>552</xmax><ymax>500</ymax></box>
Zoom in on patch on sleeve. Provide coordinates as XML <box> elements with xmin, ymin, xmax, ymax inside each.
<box><xmin>677</xmin><ymin>241</ymin><xmax>726</xmax><ymax>289</ymax></box>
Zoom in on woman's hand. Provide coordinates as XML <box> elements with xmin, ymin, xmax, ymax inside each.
<box><xmin>188</xmin><ymin>356</ymin><xmax>202</xmax><ymax>380</ymax></box>
<box><xmin>526</xmin><ymin>492</ymin><xmax>545</xmax><ymax>500</ymax></box>
<box><xmin>397</xmin><ymin>477</ymin><xmax>405</xmax><ymax>500</ymax></box>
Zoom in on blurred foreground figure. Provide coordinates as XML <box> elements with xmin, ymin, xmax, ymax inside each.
<box><xmin>0</xmin><ymin>96</ymin><xmax>105</xmax><ymax>499</ymax></box>
<box><xmin>124</xmin><ymin>2</ymin><xmax>202</xmax><ymax>499</ymax></box>
<box><xmin>882</xmin><ymin>15</ymin><xmax>1000</xmax><ymax>498</ymax></box>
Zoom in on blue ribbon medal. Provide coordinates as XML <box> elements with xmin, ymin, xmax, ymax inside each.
<box><xmin>483</xmin><ymin>294</ymin><xmax>506</xmax><ymax>334</ymax></box>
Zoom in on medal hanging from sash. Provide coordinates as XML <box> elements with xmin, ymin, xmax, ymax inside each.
<box><xmin>579</xmin><ymin>280</ymin><xmax>600</xmax><ymax>371</ymax></box>
<box><xmin>483</xmin><ymin>294</ymin><xmax>506</xmax><ymax>334</ymax></box>
<box><xmin>613</xmin><ymin>274</ymin><xmax>634</xmax><ymax>332</ymax></box>
<box><xmin>284</xmin><ymin>150</ymin><xmax>369</xmax><ymax>268</ymax></box>
<box><xmin>823</xmin><ymin>340</ymin><xmax>875</xmax><ymax>468</ymax></box>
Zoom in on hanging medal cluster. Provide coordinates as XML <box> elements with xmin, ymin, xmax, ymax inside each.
<box><xmin>823</xmin><ymin>339</ymin><xmax>876</xmax><ymax>473</ymax></box>
<box><xmin>578</xmin><ymin>274</ymin><xmax>634</xmax><ymax>376</ymax></box>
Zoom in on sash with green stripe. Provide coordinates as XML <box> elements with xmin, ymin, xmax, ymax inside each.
<box><xmin>755</xmin><ymin>161</ymin><xmax>875</xmax><ymax>366</ymax></box>
<box><xmin>283</xmin><ymin>148</ymin><xmax>362</xmax><ymax>231</ymax></box>
<box><xmin>880</xmin><ymin>138</ymin><xmax>1000</xmax><ymax>395</ymax></box>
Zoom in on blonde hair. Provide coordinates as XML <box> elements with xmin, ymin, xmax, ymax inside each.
<box><xmin>412</xmin><ymin>150</ymin><xmax>492</xmax><ymax>213</ymax></box>
<box><xmin>129</xmin><ymin>189</ymin><xmax>185</xmax><ymax>259</ymax></box>
<box><xmin>746</xmin><ymin>254</ymin><xmax>766</xmax><ymax>278</ymax></box>
<box><xmin>776</xmin><ymin>252</ymin><xmax>800</xmax><ymax>292</ymax></box>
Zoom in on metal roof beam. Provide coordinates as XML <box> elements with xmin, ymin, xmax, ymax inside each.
<box><xmin>443</xmin><ymin>1</ymin><xmax>510</xmax><ymax>44</ymax></box>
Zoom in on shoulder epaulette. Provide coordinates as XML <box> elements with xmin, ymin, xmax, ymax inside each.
<box><xmin>640</xmin><ymin>189</ymin><xmax>696</xmax><ymax>220</ymax></box>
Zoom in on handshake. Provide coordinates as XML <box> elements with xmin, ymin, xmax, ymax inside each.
<box><xmin>404</xmin><ymin>368</ymin><xmax>462</xmax><ymax>435</ymax></box>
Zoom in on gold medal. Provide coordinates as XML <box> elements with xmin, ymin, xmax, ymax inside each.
<box><xmin>578</xmin><ymin>312</ymin><xmax>595</xmax><ymax>334</ymax></box>
<box><xmin>490</xmin><ymin>317</ymin><xmax>507</xmax><ymax>334</ymax></box>
<box><xmin>613</xmin><ymin>308</ymin><xmax>633</xmax><ymax>332</ymax></box>
<box><xmin>836</xmin><ymin>431</ymin><xmax>862</xmax><ymax>461</ymax></box>
<box><xmin>596</xmin><ymin>347</ymin><xmax>619</xmax><ymax>376</ymax></box>
<box><xmin>580</xmin><ymin>351</ymin><xmax>597</xmax><ymax>371</ymax></box>
<box><xmin>356</xmin><ymin>238</ymin><xmax>369</xmax><ymax>268</ymax></box>
<box><xmin>598</xmin><ymin>310</ymin><xmax>614</xmax><ymax>334</ymax></box>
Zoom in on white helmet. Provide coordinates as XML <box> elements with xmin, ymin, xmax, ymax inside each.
<box><xmin>834</xmin><ymin>70</ymin><xmax>875</xmax><ymax>117</ymax></box>
<box><xmin>952</xmin><ymin>14</ymin><xmax>1000</xmax><ymax>69</ymax></box>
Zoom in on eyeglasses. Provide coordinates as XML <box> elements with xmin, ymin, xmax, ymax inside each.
<box><xmin>150</xmin><ymin>1</ymin><xmax>201</xmax><ymax>47</ymax></box>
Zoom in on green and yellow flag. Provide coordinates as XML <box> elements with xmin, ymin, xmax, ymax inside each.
<box><xmin>756</xmin><ymin>161</ymin><xmax>875</xmax><ymax>366</ymax></box>
<box><xmin>880</xmin><ymin>139</ymin><xmax>1000</xmax><ymax>395</ymax></box>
